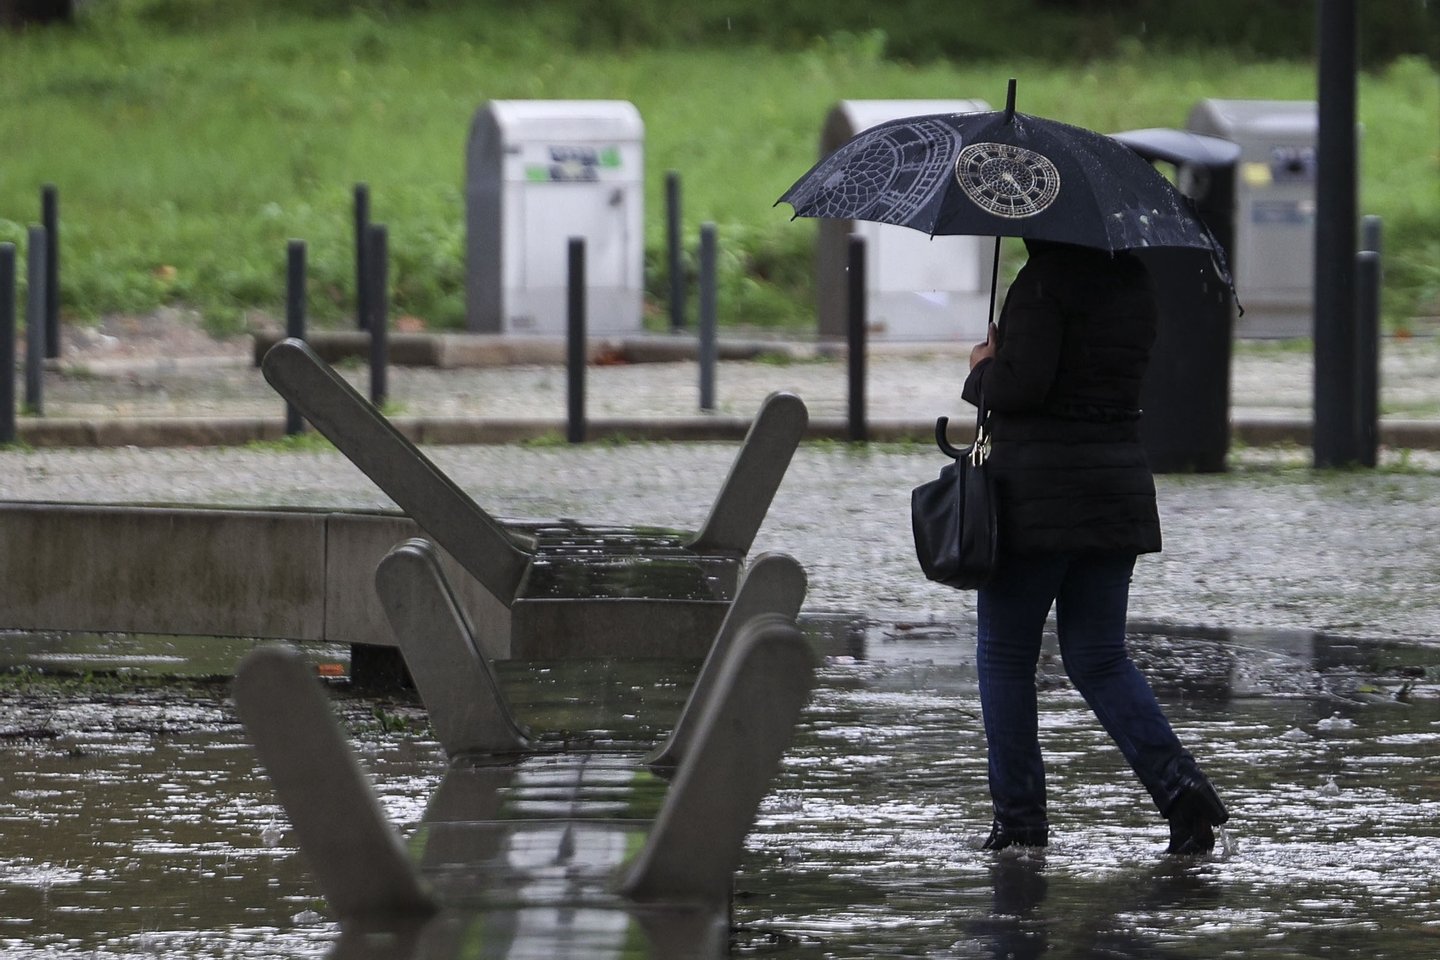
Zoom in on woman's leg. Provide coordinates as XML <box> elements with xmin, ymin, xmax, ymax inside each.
<box><xmin>976</xmin><ymin>552</ymin><xmax>1066</xmax><ymax>838</ymax></box>
<box><xmin>1053</xmin><ymin>553</ymin><xmax>1203</xmax><ymax>812</ymax></box>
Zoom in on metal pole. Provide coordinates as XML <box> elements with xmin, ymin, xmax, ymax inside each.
<box><xmin>41</xmin><ymin>184</ymin><xmax>59</xmax><ymax>359</ymax></box>
<box><xmin>667</xmin><ymin>171</ymin><xmax>685</xmax><ymax>332</ymax></box>
<box><xmin>847</xmin><ymin>234</ymin><xmax>867</xmax><ymax>443</ymax></box>
<box><xmin>698</xmin><ymin>222</ymin><xmax>717</xmax><ymax>411</ymax></box>
<box><xmin>567</xmin><ymin>237</ymin><xmax>586</xmax><ymax>444</ymax></box>
<box><xmin>1355</xmin><ymin>249</ymin><xmax>1380</xmax><ymax>468</ymax></box>
<box><xmin>354</xmin><ymin>183</ymin><xmax>371</xmax><ymax>332</ymax></box>
<box><xmin>0</xmin><ymin>244</ymin><xmax>15</xmax><ymax>443</ymax></box>
<box><xmin>367</xmin><ymin>224</ymin><xmax>388</xmax><ymax>408</ymax></box>
<box><xmin>285</xmin><ymin>239</ymin><xmax>308</xmax><ymax>436</ymax></box>
<box><xmin>1313</xmin><ymin>0</ymin><xmax>1359</xmax><ymax>468</ymax></box>
<box><xmin>24</xmin><ymin>226</ymin><xmax>45</xmax><ymax>416</ymax></box>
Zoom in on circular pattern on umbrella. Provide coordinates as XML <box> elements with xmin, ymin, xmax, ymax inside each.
<box><xmin>954</xmin><ymin>142</ymin><xmax>1061</xmax><ymax>219</ymax></box>
<box><xmin>800</xmin><ymin>119</ymin><xmax>961</xmax><ymax>224</ymax></box>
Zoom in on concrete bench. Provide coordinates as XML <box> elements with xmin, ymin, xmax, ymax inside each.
<box><xmin>0</xmin><ymin>505</ymin><xmax>739</xmax><ymax>660</ymax></box>
<box><xmin>262</xmin><ymin>338</ymin><xmax>809</xmax><ymax>665</ymax></box>
<box><xmin>0</xmin><ymin>343</ymin><xmax>806</xmax><ymax>667</ymax></box>
<box><xmin>234</xmin><ymin>543</ymin><xmax>814</xmax><ymax>958</ymax></box>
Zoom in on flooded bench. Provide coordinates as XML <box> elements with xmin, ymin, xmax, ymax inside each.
<box><xmin>260</xmin><ymin>338</ymin><xmax>807</xmax><ymax>674</ymax></box>
<box><xmin>235</xmin><ymin>541</ymin><xmax>815</xmax><ymax>959</ymax></box>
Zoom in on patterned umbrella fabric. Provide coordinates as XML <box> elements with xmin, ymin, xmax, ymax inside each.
<box><xmin>777</xmin><ymin>83</ymin><xmax>1231</xmax><ymax>284</ymax></box>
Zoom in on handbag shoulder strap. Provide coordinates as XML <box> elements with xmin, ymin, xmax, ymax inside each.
<box><xmin>972</xmin><ymin>383</ymin><xmax>990</xmax><ymax>435</ymax></box>
<box><xmin>970</xmin><ymin>386</ymin><xmax>992</xmax><ymax>466</ymax></box>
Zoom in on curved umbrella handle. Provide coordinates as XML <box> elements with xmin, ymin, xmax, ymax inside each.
<box><xmin>934</xmin><ymin>417</ymin><xmax>967</xmax><ymax>459</ymax></box>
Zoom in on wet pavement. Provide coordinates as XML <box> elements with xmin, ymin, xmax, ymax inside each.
<box><xmin>742</xmin><ymin>623</ymin><xmax>1440</xmax><ymax>959</ymax></box>
<box><xmin>3</xmin><ymin>440</ymin><xmax>1440</xmax><ymax>640</ymax></box>
<box><xmin>6</xmin><ymin>322</ymin><xmax>1435</xmax><ymax>643</ymax></box>
<box><xmin>4</xmin><ymin>326</ymin><xmax>1440</xmax><ymax>957</ymax></box>
<box><xmin>27</xmin><ymin>327</ymin><xmax>1440</xmax><ymax>430</ymax></box>
<box><xmin>5</xmin><ymin>625</ymin><xmax>1440</xmax><ymax>958</ymax></box>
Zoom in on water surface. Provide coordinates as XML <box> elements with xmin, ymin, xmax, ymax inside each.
<box><xmin>4</xmin><ymin>622</ymin><xmax>1440</xmax><ymax>957</ymax></box>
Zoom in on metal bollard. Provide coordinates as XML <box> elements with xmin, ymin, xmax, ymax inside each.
<box><xmin>1313</xmin><ymin>0</ymin><xmax>1359</xmax><ymax>469</ymax></box>
<box><xmin>367</xmin><ymin>224</ymin><xmax>388</xmax><ymax>408</ymax></box>
<box><xmin>285</xmin><ymin>240</ymin><xmax>308</xmax><ymax>436</ymax></box>
<box><xmin>846</xmin><ymin>235</ymin><xmax>867</xmax><ymax>443</ymax></box>
<box><xmin>1362</xmin><ymin>214</ymin><xmax>1383</xmax><ymax>256</ymax></box>
<box><xmin>41</xmin><ymin>184</ymin><xmax>59</xmax><ymax>359</ymax></box>
<box><xmin>1355</xmin><ymin>249</ymin><xmax>1381</xmax><ymax>469</ymax></box>
<box><xmin>1356</xmin><ymin>215</ymin><xmax>1382</xmax><ymax>470</ymax></box>
<box><xmin>566</xmin><ymin>237</ymin><xmax>586</xmax><ymax>444</ymax></box>
<box><xmin>667</xmin><ymin>171</ymin><xmax>685</xmax><ymax>332</ymax></box>
<box><xmin>1</xmin><ymin>243</ymin><xmax>15</xmax><ymax>443</ymax></box>
<box><xmin>354</xmin><ymin>183</ymin><xmax>371</xmax><ymax>332</ymax></box>
<box><xmin>698</xmin><ymin>222</ymin><xmax>717</xmax><ymax>412</ymax></box>
<box><xmin>24</xmin><ymin>226</ymin><xmax>45</xmax><ymax>416</ymax></box>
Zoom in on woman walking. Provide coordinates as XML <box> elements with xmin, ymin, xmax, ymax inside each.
<box><xmin>963</xmin><ymin>238</ymin><xmax>1227</xmax><ymax>855</ymax></box>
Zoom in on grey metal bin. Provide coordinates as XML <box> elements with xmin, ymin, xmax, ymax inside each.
<box><xmin>815</xmin><ymin>100</ymin><xmax>995</xmax><ymax>342</ymax></box>
<box><xmin>1187</xmin><ymin>99</ymin><xmax>1318</xmax><ymax>338</ymax></box>
<box><xmin>465</xmin><ymin>100</ymin><xmax>645</xmax><ymax>336</ymax></box>
<box><xmin>1111</xmin><ymin>128</ymin><xmax>1241</xmax><ymax>474</ymax></box>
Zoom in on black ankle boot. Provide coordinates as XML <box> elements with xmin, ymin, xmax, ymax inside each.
<box><xmin>1164</xmin><ymin>774</ymin><xmax>1228</xmax><ymax>855</ymax></box>
<box><xmin>982</xmin><ymin>821</ymin><xmax>1048</xmax><ymax>851</ymax></box>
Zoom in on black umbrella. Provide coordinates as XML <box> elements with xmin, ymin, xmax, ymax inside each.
<box><xmin>777</xmin><ymin>80</ymin><xmax>1233</xmax><ymax>323</ymax></box>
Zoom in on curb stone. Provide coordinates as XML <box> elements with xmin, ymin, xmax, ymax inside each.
<box><xmin>15</xmin><ymin>414</ymin><xmax>1440</xmax><ymax>451</ymax></box>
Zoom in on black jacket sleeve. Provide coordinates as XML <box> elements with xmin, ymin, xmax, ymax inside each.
<box><xmin>961</xmin><ymin>264</ymin><xmax>1064</xmax><ymax>412</ymax></box>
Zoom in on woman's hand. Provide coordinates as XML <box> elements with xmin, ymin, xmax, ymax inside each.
<box><xmin>969</xmin><ymin>322</ymin><xmax>999</xmax><ymax>370</ymax></box>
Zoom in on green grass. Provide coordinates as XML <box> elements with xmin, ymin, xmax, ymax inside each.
<box><xmin>244</xmin><ymin>430</ymin><xmax>335</xmax><ymax>453</ymax></box>
<box><xmin>1233</xmin><ymin>337</ymin><xmax>1316</xmax><ymax>355</ymax></box>
<box><xmin>0</xmin><ymin>6</ymin><xmax>1435</xmax><ymax>335</ymax></box>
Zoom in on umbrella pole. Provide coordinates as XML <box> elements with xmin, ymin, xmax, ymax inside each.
<box><xmin>992</xmin><ymin>79</ymin><xmax>1013</xmax><ymax>333</ymax></box>
<box><xmin>986</xmin><ymin>236</ymin><xmax>1001</xmax><ymax>329</ymax></box>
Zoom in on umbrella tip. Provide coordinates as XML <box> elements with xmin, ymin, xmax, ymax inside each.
<box><xmin>1004</xmin><ymin>78</ymin><xmax>1017</xmax><ymax>122</ymax></box>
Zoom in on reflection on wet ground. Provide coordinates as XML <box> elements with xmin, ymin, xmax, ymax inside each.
<box><xmin>4</xmin><ymin>621</ymin><xmax>1440</xmax><ymax>958</ymax></box>
<box><xmin>741</xmin><ymin>622</ymin><xmax>1440</xmax><ymax>959</ymax></box>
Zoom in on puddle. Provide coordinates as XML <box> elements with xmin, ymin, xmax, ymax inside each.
<box><xmin>3</xmin><ymin>622</ymin><xmax>1440</xmax><ymax>957</ymax></box>
<box><xmin>0</xmin><ymin>632</ymin><xmax>351</xmax><ymax>680</ymax></box>
<box><xmin>739</xmin><ymin>622</ymin><xmax>1440</xmax><ymax>959</ymax></box>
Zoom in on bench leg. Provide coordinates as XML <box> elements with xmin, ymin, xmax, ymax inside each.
<box><xmin>376</xmin><ymin>538</ymin><xmax>531</xmax><ymax>757</ymax></box>
<box><xmin>262</xmin><ymin>337</ymin><xmax>532</xmax><ymax>604</ymax></box>
<box><xmin>686</xmin><ymin>391</ymin><xmax>807</xmax><ymax>556</ymax></box>
<box><xmin>233</xmin><ymin>644</ymin><xmax>435</xmax><ymax>921</ymax></box>
<box><xmin>621</xmin><ymin>613</ymin><xmax>814</xmax><ymax>906</ymax></box>
<box><xmin>647</xmin><ymin>552</ymin><xmax>806</xmax><ymax>772</ymax></box>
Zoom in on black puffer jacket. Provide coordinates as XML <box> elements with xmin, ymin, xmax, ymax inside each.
<box><xmin>961</xmin><ymin>242</ymin><xmax>1162</xmax><ymax>556</ymax></box>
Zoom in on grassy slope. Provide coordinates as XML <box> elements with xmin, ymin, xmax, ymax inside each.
<box><xmin>0</xmin><ymin>9</ymin><xmax>1435</xmax><ymax>332</ymax></box>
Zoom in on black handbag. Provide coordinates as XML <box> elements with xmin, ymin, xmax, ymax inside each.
<box><xmin>910</xmin><ymin>401</ymin><xmax>997</xmax><ymax>590</ymax></box>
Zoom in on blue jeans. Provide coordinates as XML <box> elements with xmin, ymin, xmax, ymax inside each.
<box><xmin>976</xmin><ymin>551</ymin><xmax>1198</xmax><ymax>830</ymax></box>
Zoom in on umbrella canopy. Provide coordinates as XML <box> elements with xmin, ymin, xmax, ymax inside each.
<box><xmin>777</xmin><ymin>82</ymin><xmax>1231</xmax><ymax>283</ymax></box>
